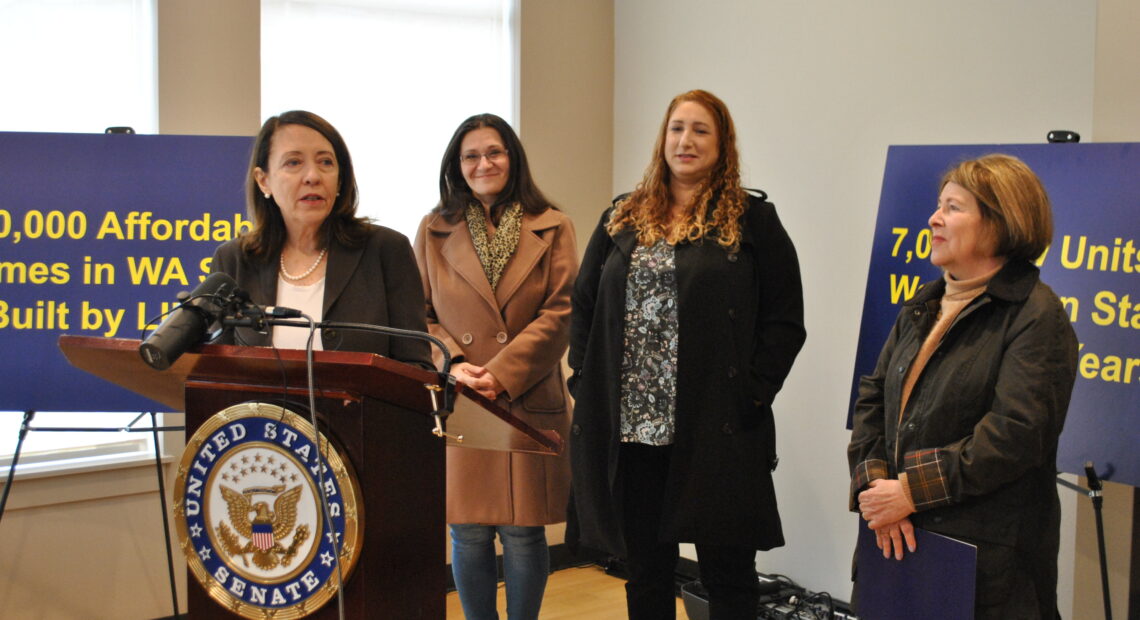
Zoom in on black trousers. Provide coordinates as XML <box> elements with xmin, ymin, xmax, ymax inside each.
<box><xmin>619</xmin><ymin>442</ymin><xmax>760</xmax><ymax>620</ymax></box>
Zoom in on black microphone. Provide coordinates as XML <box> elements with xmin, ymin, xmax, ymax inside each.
<box><xmin>222</xmin><ymin>289</ymin><xmax>304</xmax><ymax>330</ymax></box>
<box><xmin>250</xmin><ymin>305</ymin><xmax>304</xmax><ymax>319</ymax></box>
<box><xmin>139</xmin><ymin>272</ymin><xmax>239</xmax><ymax>370</ymax></box>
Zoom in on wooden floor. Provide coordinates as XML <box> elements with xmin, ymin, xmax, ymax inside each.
<box><xmin>446</xmin><ymin>564</ymin><xmax>690</xmax><ymax>619</ymax></box>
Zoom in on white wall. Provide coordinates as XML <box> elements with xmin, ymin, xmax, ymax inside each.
<box><xmin>614</xmin><ymin>0</ymin><xmax>1096</xmax><ymax>603</ymax></box>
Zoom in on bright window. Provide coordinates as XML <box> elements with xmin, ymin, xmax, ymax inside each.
<box><xmin>0</xmin><ymin>0</ymin><xmax>157</xmax><ymax>134</ymax></box>
<box><xmin>0</xmin><ymin>0</ymin><xmax>160</xmax><ymax>475</ymax></box>
<box><xmin>0</xmin><ymin>0</ymin><xmax>517</xmax><ymax>474</ymax></box>
<box><xmin>0</xmin><ymin>412</ymin><xmax>161</xmax><ymax>476</ymax></box>
<box><xmin>261</xmin><ymin>0</ymin><xmax>518</xmax><ymax>239</ymax></box>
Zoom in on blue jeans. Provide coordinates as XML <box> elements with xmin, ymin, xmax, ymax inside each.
<box><xmin>449</xmin><ymin>523</ymin><xmax>550</xmax><ymax>620</ymax></box>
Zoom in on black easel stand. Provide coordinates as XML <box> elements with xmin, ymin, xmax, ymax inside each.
<box><xmin>1057</xmin><ymin>461</ymin><xmax>1112</xmax><ymax>620</ymax></box>
<box><xmin>0</xmin><ymin>410</ymin><xmax>184</xmax><ymax>619</ymax></box>
<box><xmin>0</xmin><ymin>410</ymin><xmax>35</xmax><ymax>524</ymax></box>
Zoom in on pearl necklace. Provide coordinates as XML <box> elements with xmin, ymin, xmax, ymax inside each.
<box><xmin>279</xmin><ymin>247</ymin><xmax>326</xmax><ymax>281</ymax></box>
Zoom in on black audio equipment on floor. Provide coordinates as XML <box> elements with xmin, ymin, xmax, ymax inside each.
<box><xmin>680</xmin><ymin>574</ymin><xmax>858</xmax><ymax>620</ymax></box>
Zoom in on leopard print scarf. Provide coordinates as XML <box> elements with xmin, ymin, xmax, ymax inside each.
<box><xmin>465</xmin><ymin>202</ymin><xmax>522</xmax><ymax>290</ymax></box>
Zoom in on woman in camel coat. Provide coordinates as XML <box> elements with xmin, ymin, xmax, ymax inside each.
<box><xmin>413</xmin><ymin>113</ymin><xmax>577</xmax><ymax>620</ymax></box>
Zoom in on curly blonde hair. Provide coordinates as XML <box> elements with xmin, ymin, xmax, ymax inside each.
<box><xmin>608</xmin><ymin>90</ymin><xmax>748</xmax><ymax>249</ymax></box>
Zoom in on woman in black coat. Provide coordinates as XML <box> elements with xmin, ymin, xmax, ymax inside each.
<box><xmin>848</xmin><ymin>154</ymin><xmax>1078</xmax><ymax>618</ymax></box>
<box><xmin>568</xmin><ymin>90</ymin><xmax>806</xmax><ymax>620</ymax></box>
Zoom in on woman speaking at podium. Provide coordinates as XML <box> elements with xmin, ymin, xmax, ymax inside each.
<box><xmin>414</xmin><ymin>113</ymin><xmax>577</xmax><ymax>620</ymax></box>
<box><xmin>848</xmin><ymin>154</ymin><xmax>1079</xmax><ymax>618</ymax></box>
<box><xmin>210</xmin><ymin>110</ymin><xmax>431</xmax><ymax>368</ymax></box>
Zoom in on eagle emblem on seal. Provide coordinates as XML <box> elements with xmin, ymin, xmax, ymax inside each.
<box><xmin>216</xmin><ymin>484</ymin><xmax>311</xmax><ymax>570</ymax></box>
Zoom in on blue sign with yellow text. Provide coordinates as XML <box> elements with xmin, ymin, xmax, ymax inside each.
<box><xmin>0</xmin><ymin>132</ymin><xmax>253</xmax><ymax>411</ymax></box>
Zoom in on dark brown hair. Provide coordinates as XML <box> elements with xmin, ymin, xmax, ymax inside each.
<box><xmin>241</xmin><ymin>110</ymin><xmax>370</xmax><ymax>258</ymax></box>
<box><xmin>435</xmin><ymin>113</ymin><xmax>555</xmax><ymax>224</ymax></box>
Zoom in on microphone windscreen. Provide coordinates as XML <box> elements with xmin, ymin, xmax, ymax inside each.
<box><xmin>139</xmin><ymin>272</ymin><xmax>238</xmax><ymax>370</ymax></box>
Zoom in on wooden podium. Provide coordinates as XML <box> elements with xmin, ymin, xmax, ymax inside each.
<box><xmin>59</xmin><ymin>335</ymin><xmax>561</xmax><ymax>619</ymax></box>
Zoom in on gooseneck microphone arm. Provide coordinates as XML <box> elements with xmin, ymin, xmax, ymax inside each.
<box><xmin>218</xmin><ymin>315</ymin><xmax>458</xmax><ymax>417</ymax></box>
<box><xmin>322</xmin><ymin>321</ymin><xmax>458</xmax><ymax>424</ymax></box>
<box><xmin>322</xmin><ymin>321</ymin><xmax>452</xmax><ymax>373</ymax></box>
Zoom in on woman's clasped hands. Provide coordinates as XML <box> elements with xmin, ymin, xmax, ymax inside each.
<box><xmin>450</xmin><ymin>361</ymin><xmax>504</xmax><ymax>401</ymax></box>
<box><xmin>858</xmin><ymin>478</ymin><xmax>917</xmax><ymax>560</ymax></box>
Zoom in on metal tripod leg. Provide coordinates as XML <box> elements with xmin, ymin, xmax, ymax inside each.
<box><xmin>150</xmin><ymin>411</ymin><xmax>181</xmax><ymax>619</ymax></box>
<box><xmin>0</xmin><ymin>411</ymin><xmax>36</xmax><ymax>526</ymax></box>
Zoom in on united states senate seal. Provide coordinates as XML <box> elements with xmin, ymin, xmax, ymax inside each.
<box><xmin>174</xmin><ymin>402</ymin><xmax>364</xmax><ymax>619</ymax></box>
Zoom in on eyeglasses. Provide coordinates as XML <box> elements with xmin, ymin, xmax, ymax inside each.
<box><xmin>460</xmin><ymin>149</ymin><xmax>508</xmax><ymax>165</ymax></box>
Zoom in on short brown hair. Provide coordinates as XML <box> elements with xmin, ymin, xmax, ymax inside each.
<box><xmin>941</xmin><ymin>154</ymin><xmax>1053</xmax><ymax>262</ymax></box>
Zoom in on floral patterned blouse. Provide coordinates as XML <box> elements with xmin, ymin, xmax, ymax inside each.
<box><xmin>620</xmin><ymin>239</ymin><xmax>679</xmax><ymax>445</ymax></box>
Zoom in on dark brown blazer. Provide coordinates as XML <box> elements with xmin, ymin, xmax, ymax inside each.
<box><xmin>210</xmin><ymin>224</ymin><xmax>432</xmax><ymax>368</ymax></box>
